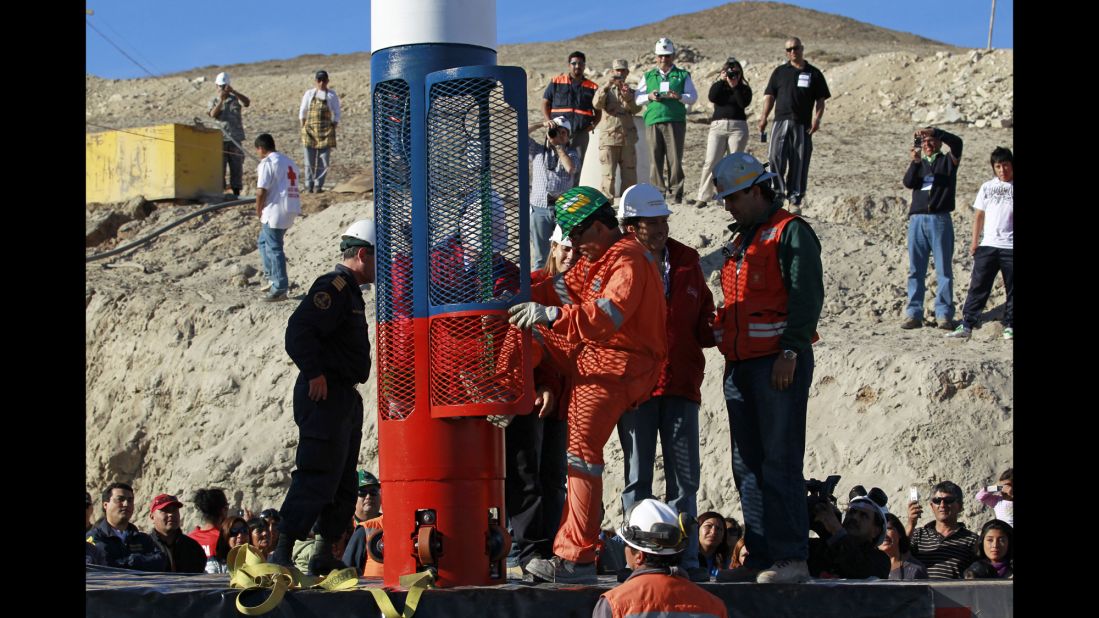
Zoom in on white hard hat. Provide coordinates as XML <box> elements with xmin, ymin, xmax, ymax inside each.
<box><xmin>215</xmin><ymin>72</ymin><xmax>230</xmax><ymax>86</ymax></box>
<box><xmin>341</xmin><ymin>219</ymin><xmax>376</xmax><ymax>248</ymax></box>
<box><xmin>548</xmin><ymin>225</ymin><xmax>572</xmax><ymax>248</ymax></box>
<box><xmin>654</xmin><ymin>37</ymin><xmax>675</xmax><ymax>56</ymax></box>
<box><xmin>616</xmin><ymin>498</ymin><xmax>687</xmax><ymax>556</ymax></box>
<box><xmin>848</xmin><ymin>496</ymin><xmax>889</xmax><ymax>546</ymax></box>
<box><xmin>551</xmin><ymin>116</ymin><xmax>572</xmax><ymax>133</ymax></box>
<box><xmin>618</xmin><ymin>183</ymin><xmax>672</xmax><ymax>219</ymax></box>
<box><xmin>712</xmin><ymin>152</ymin><xmax>777</xmax><ymax>201</ymax></box>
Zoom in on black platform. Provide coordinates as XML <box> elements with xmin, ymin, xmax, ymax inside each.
<box><xmin>85</xmin><ymin>566</ymin><xmax>1012</xmax><ymax>618</ymax></box>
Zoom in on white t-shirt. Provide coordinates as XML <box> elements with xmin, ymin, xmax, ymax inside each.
<box><xmin>257</xmin><ymin>152</ymin><xmax>303</xmax><ymax>229</ymax></box>
<box><xmin>972</xmin><ymin>177</ymin><xmax>1013</xmax><ymax>249</ymax></box>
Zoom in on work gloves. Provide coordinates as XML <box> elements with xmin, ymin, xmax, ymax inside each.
<box><xmin>507</xmin><ymin>302</ymin><xmax>559</xmax><ymax>329</ymax></box>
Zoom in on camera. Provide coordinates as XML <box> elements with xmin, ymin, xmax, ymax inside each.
<box><xmin>913</xmin><ymin>134</ymin><xmax>923</xmax><ymax>149</ymax></box>
<box><xmin>548</xmin><ymin>127</ymin><xmax>559</xmax><ymax>139</ymax></box>
<box><xmin>806</xmin><ymin>475</ymin><xmax>842</xmax><ymax>538</ymax></box>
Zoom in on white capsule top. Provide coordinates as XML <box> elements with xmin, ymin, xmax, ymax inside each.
<box><xmin>371</xmin><ymin>0</ymin><xmax>496</xmax><ymax>53</ymax></box>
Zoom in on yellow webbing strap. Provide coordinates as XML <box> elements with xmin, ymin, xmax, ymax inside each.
<box><xmin>226</xmin><ymin>544</ymin><xmax>360</xmax><ymax>616</ymax></box>
<box><xmin>367</xmin><ymin>570</ymin><xmax>436</xmax><ymax>618</ymax></box>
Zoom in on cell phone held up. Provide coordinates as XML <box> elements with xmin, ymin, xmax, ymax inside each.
<box><xmin>908</xmin><ymin>487</ymin><xmax>919</xmax><ymax>503</ymax></box>
<box><xmin>985</xmin><ymin>485</ymin><xmax>1003</xmax><ymax>494</ymax></box>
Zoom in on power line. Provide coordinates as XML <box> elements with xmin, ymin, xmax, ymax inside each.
<box><xmin>86</xmin><ymin>18</ymin><xmax>157</xmax><ymax>79</ymax></box>
<box><xmin>100</xmin><ymin>16</ymin><xmax>164</xmax><ymax>76</ymax></box>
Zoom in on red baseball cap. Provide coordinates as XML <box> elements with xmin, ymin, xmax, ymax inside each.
<box><xmin>150</xmin><ymin>494</ymin><xmax>183</xmax><ymax>514</ymax></box>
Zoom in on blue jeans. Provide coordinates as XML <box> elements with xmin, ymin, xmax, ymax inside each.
<box><xmin>906</xmin><ymin>213</ymin><xmax>955</xmax><ymax>320</ymax></box>
<box><xmin>530</xmin><ymin>206</ymin><xmax>556</xmax><ymax>270</ymax></box>
<box><xmin>616</xmin><ymin>395</ymin><xmax>701</xmax><ymax>560</ymax></box>
<box><xmin>303</xmin><ymin>147</ymin><xmax>331</xmax><ymax>190</ymax></box>
<box><xmin>258</xmin><ymin>224</ymin><xmax>288</xmax><ymax>293</ymax></box>
<box><xmin>723</xmin><ymin>349</ymin><xmax>813</xmax><ymax>568</ymax></box>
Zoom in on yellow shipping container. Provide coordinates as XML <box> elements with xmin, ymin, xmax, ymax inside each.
<box><xmin>86</xmin><ymin>123</ymin><xmax>224</xmax><ymax>203</ymax></box>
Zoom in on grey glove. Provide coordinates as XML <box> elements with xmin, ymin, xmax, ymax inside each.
<box><xmin>507</xmin><ymin>302</ymin><xmax>559</xmax><ymax>329</ymax></box>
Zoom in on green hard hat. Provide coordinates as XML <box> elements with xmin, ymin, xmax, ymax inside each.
<box><xmin>554</xmin><ymin>186</ymin><xmax>609</xmax><ymax>237</ymax></box>
<box><xmin>358</xmin><ymin>470</ymin><xmax>380</xmax><ymax>487</ymax></box>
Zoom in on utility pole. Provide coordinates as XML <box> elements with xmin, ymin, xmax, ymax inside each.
<box><xmin>987</xmin><ymin>0</ymin><xmax>996</xmax><ymax>50</ymax></box>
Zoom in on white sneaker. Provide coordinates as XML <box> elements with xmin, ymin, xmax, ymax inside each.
<box><xmin>756</xmin><ymin>559</ymin><xmax>810</xmax><ymax>583</ymax></box>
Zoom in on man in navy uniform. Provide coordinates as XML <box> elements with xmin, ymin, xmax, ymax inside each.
<box><xmin>269</xmin><ymin>220</ymin><xmax>376</xmax><ymax>576</ymax></box>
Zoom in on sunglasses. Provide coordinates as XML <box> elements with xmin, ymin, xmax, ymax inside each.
<box><xmin>785</xmin><ymin>46</ymin><xmax>803</xmax><ymax>52</ymax></box>
<box><xmin>358</xmin><ymin>488</ymin><xmax>380</xmax><ymax>497</ymax></box>
<box><xmin>930</xmin><ymin>496</ymin><xmax>958</xmax><ymax>505</ymax></box>
<box><xmin>230</xmin><ymin>526</ymin><xmax>249</xmax><ymax>536</ymax></box>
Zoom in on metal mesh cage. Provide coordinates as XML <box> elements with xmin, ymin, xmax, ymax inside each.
<box><xmin>426</xmin><ymin>78</ymin><xmax>522</xmax><ymax>308</ymax></box>
<box><xmin>428</xmin><ymin>313</ymin><xmax>526</xmax><ymax>408</ymax></box>
<box><xmin>373</xmin><ymin>79</ymin><xmax>416</xmax><ymax>421</ymax></box>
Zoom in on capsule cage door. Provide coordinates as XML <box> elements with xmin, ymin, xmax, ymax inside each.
<box><xmin>424</xmin><ymin>66</ymin><xmax>533</xmax><ymax>419</ymax></box>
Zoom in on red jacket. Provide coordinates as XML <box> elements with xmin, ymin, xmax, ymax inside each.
<box><xmin>716</xmin><ymin>209</ymin><xmax>818</xmax><ymax>361</ymax></box>
<box><xmin>651</xmin><ymin>238</ymin><xmax>716</xmax><ymax>403</ymax></box>
<box><xmin>596</xmin><ymin>567</ymin><xmax>728</xmax><ymax>618</ymax></box>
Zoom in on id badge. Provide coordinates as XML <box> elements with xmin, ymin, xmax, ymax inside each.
<box><xmin>659</xmin><ymin>81</ymin><xmax>670</xmax><ymax>93</ymax></box>
<box><xmin>797</xmin><ymin>72</ymin><xmax>811</xmax><ymax>88</ymax></box>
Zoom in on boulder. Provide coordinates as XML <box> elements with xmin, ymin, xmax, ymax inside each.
<box><xmin>86</xmin><ymin>211</ymin><xmax>131</xmax><ymax>247</ymax></box>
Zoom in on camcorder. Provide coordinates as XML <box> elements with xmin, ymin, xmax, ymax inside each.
<box><xmin>806</xmin><ymin>474</ymin><xmax>842</xmax><ymax>538</ymax></box>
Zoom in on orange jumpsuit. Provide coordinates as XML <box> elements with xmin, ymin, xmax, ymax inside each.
<box><xmin>535</xmin><ymin>235</ymin><xmax>668</xmax><ymax>563</ymax></box>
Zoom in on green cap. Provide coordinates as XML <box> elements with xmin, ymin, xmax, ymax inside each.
<box><xmin>554</xmin><ymin>186</ymin><xmax>609</xmax><ymax>237</ymax></box>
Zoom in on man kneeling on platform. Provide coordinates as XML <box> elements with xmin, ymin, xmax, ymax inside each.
<box><xmin>594</xmin><ymin>499</ymin><xmax>728</xmax><ymax>618</ymax></box>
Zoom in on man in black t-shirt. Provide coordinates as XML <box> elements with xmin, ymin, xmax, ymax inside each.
<box><xmin>758</xmin><ymin>37</ymin><xmax>831</xmax><ymax>207</ymax></box>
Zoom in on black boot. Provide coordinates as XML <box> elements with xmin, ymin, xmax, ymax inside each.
<box><xmin>268</xmin><ymin>533</ymin><xmax>296</xmax><ymax>567</ymax></box>
<box><xmin>308</xmin><ymin>535</ymin><xmax>347</xmax><ymax>576</ymax></box>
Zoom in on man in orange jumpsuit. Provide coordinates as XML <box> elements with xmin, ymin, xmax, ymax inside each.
<box><xmin>508</xmin><ymin>185</ymin><xmax>668</xmax><ymax>584</ymax></box>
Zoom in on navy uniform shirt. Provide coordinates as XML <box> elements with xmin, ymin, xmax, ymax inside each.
<box><xmin>285</xmin><ymin>264</ymin><xmax>371</xmax><ymax>385</ymax></box>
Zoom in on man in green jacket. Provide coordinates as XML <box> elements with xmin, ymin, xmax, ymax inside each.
<box><xmin>635</xmin><ymin>38</ymin><xmax>698</xmax><ymax>205</ymax></box>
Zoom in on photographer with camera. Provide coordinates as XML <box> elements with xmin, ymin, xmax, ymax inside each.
<box><xmin>528</xmin><ymin>117</ymin><xmax>580</xmax><ymax>269</ymax></box>
<box><xmin>907</xmin><ymin>481</ymin><xmax>979</xmax><ymax>579</ymax></box>
<box><xmin>208</xmin><ymin>72</ymin><xmax>251</xmax><ymax>198</ymax></box>
<box><xmin>593</xmin><ymin>499</ymin><xmax>727</xmax><ymax>618</ymax></box>
<box><xmin>806</xmin><ymin>486</ymin><xmax>890</xmax><ymax>579</ymax></box>
<box><xmin>693</xmin><ymin>58</ymin><xmax>753</xmax><ymax>208</ymax></box>
<box><xmin>593</xmin><ymin>59</ymin><xmax>642</xmax><ymax>199</ymax></box>
<box><xmin>901</xmin><ymin>126</ymin><xmax>963</xmax><ymax>330</ymax></box>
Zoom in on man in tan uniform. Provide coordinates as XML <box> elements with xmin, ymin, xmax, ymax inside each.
<box><xmin>593</xmin><ymin>59</ymin><xmax>642</xmax><ymax>199</ymax></box>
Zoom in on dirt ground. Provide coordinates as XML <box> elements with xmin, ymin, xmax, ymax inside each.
<box><xmin>86</xmin><ymin>2</ymin><xmax>1012</xmax><ymax>529</ymax></box>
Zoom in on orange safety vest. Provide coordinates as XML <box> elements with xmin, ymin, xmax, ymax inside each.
<box><xmin>547</xmin><ymin>74</ymin><xmax>599</xmax><ymax>120</ymax></box>
<box><xmin>717</xmin><ymin>209</ymin><xmax>818</xmax><ymax>361</ymax></box>
<box><xmin>601</xmin><ymin>570</ymin><xmax>728</xmax><ymax>618</ymax></box>
<box><xmin>357</xmin><ymin>516</ymin><xmax>384</xmax><ymax>577</ymax></box>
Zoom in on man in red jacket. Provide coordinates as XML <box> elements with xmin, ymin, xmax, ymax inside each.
<box><xmin>614</xmin><ymin>183</ymin><xmax>715</xmax><ymax>581</ymax></box>
<box><xmin>593</xmin><ymin>498</ymin><xmax>727</xmax><ymax>618</ymax></box>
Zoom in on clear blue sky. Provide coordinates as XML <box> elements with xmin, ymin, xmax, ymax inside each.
<box><xmin>85</xmin><ymin>1</ymin><xmax>1013</xmax><ymax>80</ymax></box>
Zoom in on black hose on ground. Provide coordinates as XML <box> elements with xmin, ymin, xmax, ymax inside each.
<box><xmin>85</xmin><ymin>197</ymin><xmax>254</xmax><ymax>263</ymax></box>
